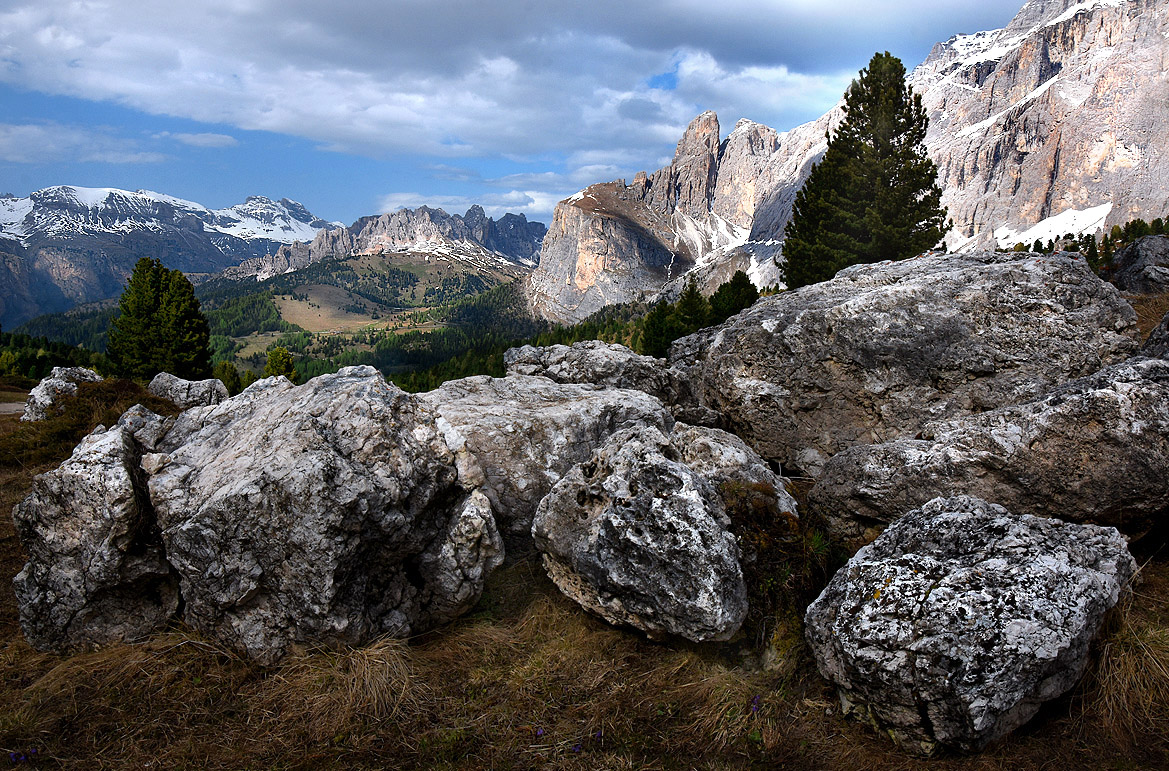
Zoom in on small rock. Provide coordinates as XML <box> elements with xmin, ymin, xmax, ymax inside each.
<box><xmin>804</xmin><ymin>495</ymin><xmax>1135</xmax><ymax>755</ymax></box>
<box><xmin>21</xmin><ymin>366</ymin><xmax>103</xmax><ymax>422</ymax></box>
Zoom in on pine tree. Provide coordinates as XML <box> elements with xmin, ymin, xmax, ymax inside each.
<box><xmin>781</xmin><ymin>52</ymin><xmax>948</xmax><ymax>289</ymax></box>
<box><xmin>213</xmin><ymin>360</ymin><xmax>242</xmax><ymax>395</ymax></box>
<box><xmin>263</xmin><ymin>346</ymin><xmax>298</xmax><ymax>381</ymax></box>
<box><xmin>638</xmin><ymin>302</ymin><xmax>686</xmax><ymax>359</ymax></box>
<box><xmin>674</xmin><ymin>278</ymin><xmax>711</xmax><ymax>333</ymax></box>
<box><xmin>107</xmin><ymin>257</ymin><xmax>211</xmax><ymax>380</ymax></box>
<box><xmin>710</xmin><ymin>270</ymin><xmax>759</xmax><ymax>324</ymax></box>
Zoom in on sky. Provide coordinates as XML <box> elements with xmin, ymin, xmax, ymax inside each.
<box><xmin>0</xmin><ymin>0</ymin><xmax>1028</xmax><ymax>226</ymax></box>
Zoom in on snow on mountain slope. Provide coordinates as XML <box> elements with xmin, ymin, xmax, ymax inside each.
<box><xmin>0</xmin><ymin>186</ymin><xmax>339</xmax><ymax>246</ymax></box>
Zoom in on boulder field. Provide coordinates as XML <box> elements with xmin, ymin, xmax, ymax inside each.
<box><xmin>12</xmin><ymin>250</ymin><xmax>1161</xmax><ymax>755</ymax></box>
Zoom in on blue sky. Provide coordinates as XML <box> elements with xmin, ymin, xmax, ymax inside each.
<box><xmin>1</xmin><ymin>0</ymin><xmax>1028</xmax><ymax>225</ymax></box>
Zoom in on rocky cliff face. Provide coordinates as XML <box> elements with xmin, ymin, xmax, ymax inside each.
<box><xmin>527</xmin><ymin>113</ymin><xmax>799</xmax><ymax>324</ymax></box>
<box><xmin>530</xmin><ymin>0</ymin><xmax>1169</xmax><ymax>323</ymax></box>
<box><xmin>0</xmin><ymin>186</ymin><xmax>340</xmax><ymax>327</ymax></box>
<box><xmin>914</xmin><ymin>0</ymin><xmax>1169</xmax><ymax>249</ymax></box>
<box><xmin>228</xmin><ymin>205</ymin><xmax>546</xmax><ymax>282</ymax></box>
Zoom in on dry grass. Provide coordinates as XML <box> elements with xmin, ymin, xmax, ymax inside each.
<box><xmin>1</xmin><ymin>391</ymin><xmax>1168</xmax><ymax>768</ymax></box>
<box><xmin>1127</xmin><ymin>291</ymin><xmax>1169</xmax><ymax>342</ymax></box>
<box><xmin>1075</xmin><ymin>563</ymin><xmax>1169</xmax><ymax>747</ymax></box>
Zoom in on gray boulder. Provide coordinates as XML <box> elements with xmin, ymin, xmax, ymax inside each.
<box><xmin>532</xmin><ymin>424</ymin><xmax>749</xmax><ymax>642</ymax></box>
<box><xmin>504</xmin><ymin>341</ymin><xmax>715</xmax><ymax>426</ymax></box>
<box><xmin>21</xmin><ymin>366</ymin><xmax>103</xmax><ymax>421</ymax></box>
<box><xmin>811</xmin><ymin>357</ymin><xmax>1169</xmax><ymax>547</ymax></box>
<box><xmin>504</xmin><ymin>341</ymin><xmax>677</xmax><ymax>402</ymax></box>
<box><xmin>805</xmin><ymin>496</ymin><xmax>1135</xmax><ymax>755</ymax></box>
<box><xmin>669</xmin><ymin>251</ymin><xmax>1139</xmax><ymax>476</ymax></box>
<box><xmin>1144</xmin><ymin>311</ymin><xmax>1169</xmax><ymax>358</ymax></box>
<box><xmin>1113</xmin><ymin>235</ymin><xmax>1169</xmax><ymax>294</ymax></box>
<box><xmin>147</xmin><ymin>371</ymin><xmax>228</xmax><ymax>409</ymax></box>
<box><xmin>418</xmin><ymin>374</ymin><xmax>673</xmax><ymax>548</ymax></box>
<box><xmin>143</xmin><ymin>367</ymin><xmax>503</xmax><ymax>664</ymax></box>
<box><xmin>670</xmin><ymin>423</ymin><xmax>798</xmax><ymax>518</ymax></box>
<box><xmin>12</xmin><ymin>425</ymin><xmax>178</xmax><ymax>651</ymax></box>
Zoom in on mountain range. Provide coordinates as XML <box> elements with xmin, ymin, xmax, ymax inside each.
<box><xmin>0</xmin><ymin>187</ymin><xmax>546</xmax><ymax>329</ymax></box>
<box><xmin>528</xmin><ymin>0</ymin><xmax>1169</xmax><ymax>323</ymax></box>
<box><xmin>0</xmin><ymin>186</ymin><xmax>342</xmax><ymax>328</ymax></box>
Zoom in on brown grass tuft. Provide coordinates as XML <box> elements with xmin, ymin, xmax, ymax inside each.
<box><xmin>1127</xmin><ymin>291</ymin><xmax>1169</xmax><ymax>342</ymax></box>
<box><xmin>1075</xmin><ymin>564</ymin><xmax>1169</xmax><ymax>746</ymax></box>
<box><xmin>261</xmin><ymin>638</ymin><xmax>420</xmax><ymax>743</ymax></box>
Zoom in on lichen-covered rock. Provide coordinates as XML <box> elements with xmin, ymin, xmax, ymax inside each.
<box><xmin>144</xmin><ymin>366</ymin><xmax>502</xmax><ymax>664</ymax></box>
<box><xmin>418</xmin><ymin>374</ymin><xmax>673</xmax><ymax>548</ymax></box>
<box><xmin>504</xmin><ymin>341</ymin><xmax>676</xmax><ymax>402</ymax></box>
<box><xmin>21</xmin><ymin>366</ymin><xmax>103</xmax><ymax>421</ymax></box>
<box><xmin>805</xmin><ymin>496</ymin><xmax>1135</xmax><ymax>755</ymax></box>
<box><xmin>503</xmin><ymin>340</ymin><xmax>713</xmax><ymax>423</ymax></box>
<box><xmin>670</xmin><ymin>251</ymin><xmax>1139</xmax><ymax>476</ymax></box>
<box><xmin>1113</xmin><ymin>235</ymin><xmax>1169</xmax><ymax>294</ymax></box>
<box><xmin>532</xmin><ymin>424</ymin><xmax>747</xmax><ymax>642</ymax></box>
<box><xmin>147</xmin><ymin>371</ymin><xmax>228</xmax><ymax>409</ymax></box>
<box><xmin>811</xmin><ymin>357</ymin><xmax>1169</xmax><ymax>546</ymax></box>
<box><xmin>669</xmin><ymin>423</ymin><xmax>798</xmax><ymax>518</ymax></box>
<box><xmin>12</xmin><ymin>425</ymin><xmax>178</xmax><ymax>651</ymax></box>
<box><xmin>1144</xmin><ymin>310</ymin><xmax>1169</xmax><ymax>359</ymax></box>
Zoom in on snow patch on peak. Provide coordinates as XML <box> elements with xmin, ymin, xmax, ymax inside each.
<box><xmin>993</xmin><ymin>202</ymin><xmax>1113</xmax><ymax>248</ymax></box>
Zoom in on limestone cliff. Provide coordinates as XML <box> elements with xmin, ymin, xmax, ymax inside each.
<box><xmin>530</xmin><ymin>0</ymin><xmax>1169</xmax><ymax>323</ymax></box>
<box><xmin>914</xmin><ymin>0</ymin><xmax>1169</xmax><ymax>248</ymax></box>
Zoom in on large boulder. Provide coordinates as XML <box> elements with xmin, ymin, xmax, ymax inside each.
<box><xmin>1113</xmin><ymin>235</ymin><xmax>1169</xmax><ymax>294</ymax></box>
<box><xmin>504</xmin><ymin>340</ymin><xmax>715</xmax><ymax>425</ymax></box>
<box><xmin>147</xmin><ymin>371</ymin><xmax>228</xmax><ymax>409</ymax></box>
<box><xmin>805</xmin><ymin>496</ymin><xmax>1135</xmax><ymax>755</ymax></box>
<box><xmin>417</xmin><ymin>374</ymin><xmax>673</xmax><ymax>548</ymax></box>
<box><xmin>1144</xmin><ymin>310</ymin><xmax>1169</xmax><ymax>358</ymax></box>
<box><xmin>21</xmin><ymin>366</ymin><xmax>103</xmax><ymax>421</ymax></box>
<box><xmin>811</xmin><ymin>357</ymin><xmax>1169</xmax><ymax>547</ymax></box>
<box><xmin>12</xmin><ymin>424</ymin><xmax>178</xmax><ymax>651</ymax></box>
<box><xmin>532</xmin><ymin>424</ymin><xmax>751</xmax><ymax>642</ymax></box>
<box><xmin>669</xmin><ymin>251</ymin><xmax>1139</xmax><ymax>476</ymax></box>
<box><xmin>505</xmin><ymin>341</ymin><xmax>681</xmax><ymax>405</ymax></box>
<box><xmin>143</xmin><ymin>367</ymin><xmax>503</xmax><ymax>664</ymax></box>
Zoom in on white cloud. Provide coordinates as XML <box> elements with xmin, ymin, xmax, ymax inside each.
<box><xmin>0</xmin><ymin>122</ymin><xmax>166</xmax><ymax>164</ymax></box>
<box><xmin>0</xmin><ymin>0</ymin><xmax>1026</xmax><ymax>167</ymax></box>
<box><xmin>157</xmin><ymin>131</ymin><xmax>239</xmax><ymax>148</ymax></box>
<box><xmin>377</xmin><ymin>188</ymin><xmax>569</xmax><ymax>221</ymax></box>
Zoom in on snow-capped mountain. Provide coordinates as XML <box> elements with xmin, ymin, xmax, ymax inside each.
<box><xmin>0</xmin><ymin>186</ymin><xmax>338</xmax><ymax>248</ymax></box>
<box><xmin>0</xmin><ymin>186</ymin><xmax>340</xmax><ymax>327</ymax></box>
